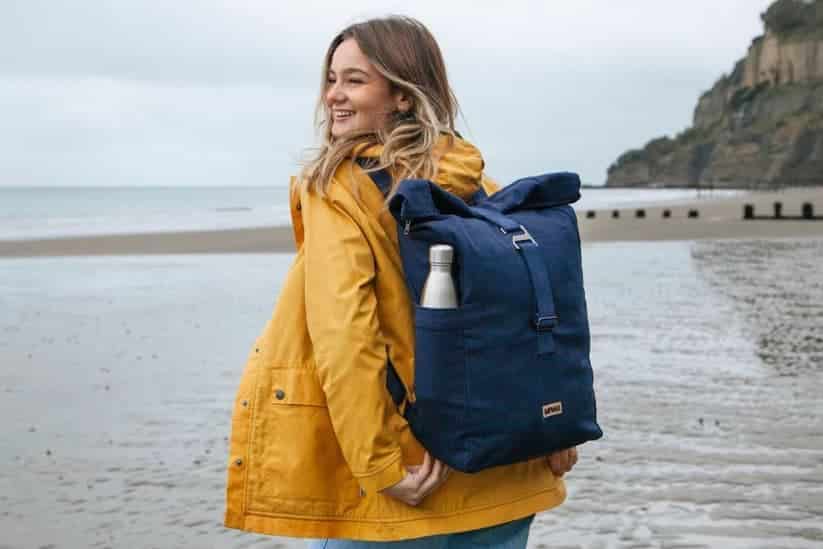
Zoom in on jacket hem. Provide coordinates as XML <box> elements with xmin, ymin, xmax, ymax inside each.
<box><xmin>224</xmin><ymin>483</ymin><xmax>565</xmax><ymax>542</ymax></box>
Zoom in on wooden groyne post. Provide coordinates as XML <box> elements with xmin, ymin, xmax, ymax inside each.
<box><xmin>742</xmin><ymin>201</ymin><xmax>821</xmax><ymax>220</ymax></box>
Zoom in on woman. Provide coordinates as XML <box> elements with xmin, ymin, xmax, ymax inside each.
<box><xmin>224</xmin><ymin>15</ymin><xmax>578</xmax><ymax>547</ymax></box>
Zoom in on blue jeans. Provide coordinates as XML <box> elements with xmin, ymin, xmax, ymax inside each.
<box><xmin>306</xmin><ymin>515</ymin><xmax>534</xmax><ymax>549</ymax></box>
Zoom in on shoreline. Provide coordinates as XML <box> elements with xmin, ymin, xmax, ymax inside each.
<box><xmin>2</xmin><ymin>187</ymin><xmax>822</xmax><ymax>258</ymax></box>
<box><xmin>578</xmin><ymin>186</ymin><xmax>823</xmax><ymax>243</ymax></box>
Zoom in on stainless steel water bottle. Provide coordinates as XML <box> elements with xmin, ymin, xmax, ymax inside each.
<box><xmin>419</xmin><ymin>244</ymin><xmax>458</xmax><ymax>308</ymax></box>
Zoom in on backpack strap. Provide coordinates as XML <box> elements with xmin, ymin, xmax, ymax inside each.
<box><xmin>465</xmin><ymin>211</ymin><xmax>557</xmax><ymax>355</ymax></box>
<box><xmin>467</xmin><ymin>187</ymin><xmax>488</xmax><ymax>206</ymax></box>
<box><xmin>355</xmin><ymin>158</ymin><xmax>393</xmax><ymax>197</ymax></box>
<box><xmin>384</xmin><ymin>355</ymin><xmax>409</xmax><ymax>411</ymax></box>
<box><xmin>460</xmin><ymin>205</ymin><xmax>557</xmax><ymax>355</ymax></box>
<box><xmin>467</xmin><ymin>206</ymin><xmax>520</xmax><ymax>232</ymax></box>
<box><xmin>508</xmin><ymin>225</ymin><xmax>557</xmax><ymax>355</ymax></box>
<box><xmin>356</xmin><ymin>159</ymin><xmax>413</xmax><ymax>411</ymax></box>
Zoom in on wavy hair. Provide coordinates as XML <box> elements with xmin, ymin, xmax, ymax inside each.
<box><xmin>298</xmin><ymin>16</ymin><xmax>458</xmax><ymax>199</ymax></box>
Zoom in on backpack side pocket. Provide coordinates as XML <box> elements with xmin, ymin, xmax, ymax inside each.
<box><xmin>409</xmin><ymin>305</ymin><xmax>468</xmax><ymax>469</ymax></box>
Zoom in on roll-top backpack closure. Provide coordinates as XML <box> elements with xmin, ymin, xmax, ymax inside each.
<box><xmin>388</xmin><ymin>178</ymin><xmax>475</xmax><ymax>231</ymax></box>
<box><xmin>483</xmin><ymin>171</ymin><xmax>582</xmax><ymax>213</ymax></box>
<box><xmin>388</xmin><ymin>171</ymin><xmax>582</xmax><ymax>223</ymax></box>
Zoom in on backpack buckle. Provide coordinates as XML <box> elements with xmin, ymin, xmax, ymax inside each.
<box><xmin>512</xmin><ymin>225</ymin><xmax>537</xmax><ymax>250</ymax></box>
<box><xmin>534</xmin><ymin>315</ymin><xmax>558</xmax><ymax>331</ymax></box>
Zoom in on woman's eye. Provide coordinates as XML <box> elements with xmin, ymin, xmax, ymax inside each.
<box><xmin>348</xmin><ymin>79</ymin><xmax>364</xmax><ymax>85</ymax></box>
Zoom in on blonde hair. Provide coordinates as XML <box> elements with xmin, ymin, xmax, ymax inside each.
<box><xmin>298</xmin><ymin>16</ymin><xmax>458</xmax><ymax>199</ymax></box>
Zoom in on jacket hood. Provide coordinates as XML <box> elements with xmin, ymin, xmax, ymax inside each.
<box><xmin>356</xmin><ymin>135</ymin><xmax>486</xmax><ymax>202</ymax></box>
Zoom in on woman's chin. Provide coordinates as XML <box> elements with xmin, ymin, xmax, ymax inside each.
<box><xmin>331</xmin><ymin>120</ymin><xmax>353</xmax><ymax>137</ymax></box>
<box><xmin>331</xmin><ymin>124</ymin><xmax>375</xmax><ymax>139</ymax></box>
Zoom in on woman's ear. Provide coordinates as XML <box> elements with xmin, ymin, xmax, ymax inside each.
<box><xmin>394</xmin><ymin>90</ymin><xmax>412</xmax><ymax>114</ymax></box>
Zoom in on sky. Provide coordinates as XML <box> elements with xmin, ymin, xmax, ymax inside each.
<box><xmin>0</xmin><ymin>0</ymin><xmax>776</xmax><ymax>187</ymax></box>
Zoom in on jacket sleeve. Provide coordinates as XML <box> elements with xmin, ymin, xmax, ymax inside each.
<box><xmin>301</xmin><ymin>187</ymin><xmax>407</xmax><ymax>495</ymax></box>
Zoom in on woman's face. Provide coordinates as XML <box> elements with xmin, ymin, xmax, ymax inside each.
<box><xmin>325</xmin><ymin>38</ymin><xmax>408</xmax><ymax>138</ymax></box>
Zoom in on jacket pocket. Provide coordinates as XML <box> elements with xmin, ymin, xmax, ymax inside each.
<box><xmin>246</xmin><ymin>367</ymin><xmax>361</xmax><ymax>514</ymax></box>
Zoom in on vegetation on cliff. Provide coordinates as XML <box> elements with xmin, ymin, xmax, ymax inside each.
<box><xmin>606</xmin><ymin>0</ymin><xmax>823</xmax><ymax>188</ymax></box>
<box><xmin>762</xmin><ymin>0</ymin><xmax>823</xmax><ymax>39</ymax></box>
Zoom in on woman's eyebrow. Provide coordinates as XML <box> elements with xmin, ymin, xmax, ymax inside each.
<box><xmin>328</xmin><ymin>67</ymin><xmax>370</xmax><ymax>77</ymax></box>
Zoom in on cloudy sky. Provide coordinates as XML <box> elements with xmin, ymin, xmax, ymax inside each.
<box><xmin>1</xmin><ymin>0</ymin><xmax>775</xmax><ymax>187</ymax></box>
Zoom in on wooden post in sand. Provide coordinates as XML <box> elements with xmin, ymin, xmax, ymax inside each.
<box><xmin>774</xmin><ymin>202</ymin><xmax>783</xmax><ymax>219</ymax></box>
<box><xmin>635</xmin><ymin>209</ymin><xmax>646</xmax><ymax>219</ymax></box>
<box><xmin>744</xmin><ymin>204</ymin><xmax>754</xmax><ymax>220</ymax></box>
<box><xmin>802</xmin><ymin>203</ymin><xmax>813</xmax><ymax>220</ymax></box>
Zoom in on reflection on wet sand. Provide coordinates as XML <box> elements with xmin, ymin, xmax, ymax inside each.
<box><xmin>692</xmin><ymin>239</ymin><xmax>823</xmax><ymax>375</ymax></box>
<box><xmin>534</xmin><ymin>238</ymin><xmax>823</xmax><ymax>549</ymax></box>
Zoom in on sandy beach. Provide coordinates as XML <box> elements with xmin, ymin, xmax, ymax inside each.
<box><xmin>2</xmin><ymin>187</ymin><xmax>822</xmax><ymax>257</ymax></box>
<box><xmin>578</xmin><ymin>186</ymin><xmax>823</xmax><ymax>243</ymax></box>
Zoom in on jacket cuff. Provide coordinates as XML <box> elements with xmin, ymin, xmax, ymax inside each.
<box><xmin>355</xmin><ymin>453</ymin><xmax>406</xmax><ymax>495</ymax></box>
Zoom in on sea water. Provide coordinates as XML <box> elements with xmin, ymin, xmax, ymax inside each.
<box><xmin>0</xmin><ymin>186</ymin><xmax>742</xmax><ymax>240</ymax></box>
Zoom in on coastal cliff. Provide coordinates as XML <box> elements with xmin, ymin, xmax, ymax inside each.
<box><xmin>607</xmin><ymin>0</ymin><xmax>823</xmax><ymax>188</ymax></box>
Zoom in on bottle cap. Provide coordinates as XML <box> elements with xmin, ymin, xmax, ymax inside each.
<box><xmin>429</xmin><ymin>244</ymin><xmax>453</xmax><ymax>265</ymax></box>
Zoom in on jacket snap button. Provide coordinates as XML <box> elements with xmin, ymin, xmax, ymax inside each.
<box><xmin>296</xmin><ymin>204</ymin><xmax>301</xmax><ymax>211</ymax></box>
<box><xmin>234</xmin><ymin>458</ymin><xmax>243</xmax><ymax>466</ymax></box>
<box><xmin>241</xmin><ymin>400</ymin><xmax>248</xmax><ymax>407</ymax></box>
<box><xmin>275</xmin><ymin>389</ymin><xmax>285</xmax><ymax>400</ymax></box>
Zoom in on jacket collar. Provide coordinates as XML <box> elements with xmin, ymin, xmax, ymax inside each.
<box><xmin>355</xmin><ymin>134</ymin><xmax>486</xmax><ymax>202</ymax></box>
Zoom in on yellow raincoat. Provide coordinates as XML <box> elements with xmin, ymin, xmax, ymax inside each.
<box><xmin>224</xmin><ymin>137</ymin><xmax>565</xmax><ymax>541</ymax></box>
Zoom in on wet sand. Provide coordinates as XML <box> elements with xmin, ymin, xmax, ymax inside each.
<box><xmin>1</xmin><ymin>239</ymin><xmax>822</xmax><ymax>548</ymax></box>
<box><xmin>0</xmin><ymin>226</ymin><xmax>297</xmax><ymax>257</ymax></box>
<box><xmin>1</xmin><ymin>187</ymin><xmax>822</xmax><ymax>257</ymax></box>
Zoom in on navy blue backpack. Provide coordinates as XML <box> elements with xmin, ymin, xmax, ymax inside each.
<box><xmin>367</xmin><ymin>167</ymin><xmax>603</xmax><ymax>473</ymax></box>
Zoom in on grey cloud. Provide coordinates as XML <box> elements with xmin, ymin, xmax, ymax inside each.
<box><xmin>1</xmin><ymin>0</ymin><xmax>776</xmax><ymax>187</ymax></box>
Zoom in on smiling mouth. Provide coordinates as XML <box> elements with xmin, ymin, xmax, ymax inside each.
<box><xmin>333</xmin><ymin>110</ymin><xmax>354</xmax><ymax>121</ymax></box>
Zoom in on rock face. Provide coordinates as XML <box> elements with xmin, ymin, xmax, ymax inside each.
<box><xmin>607</xmin><ymin>0</ymin><xmax>823</xmax><ymax>188</ymax></box>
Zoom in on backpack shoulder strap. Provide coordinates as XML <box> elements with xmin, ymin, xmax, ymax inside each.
<box><xmin>355</xmin><ymin>158</ymin><xmax>392</xmax><ymax>197</ymax></box>
<box><xmin>355</xmin><ymin>158</ymin><xmax>411</xmax><ymax>411</ymax></box>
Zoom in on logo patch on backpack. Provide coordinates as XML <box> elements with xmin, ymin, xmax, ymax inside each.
<box><xmin>542</xmin><ymin>401</ymin><xmax>563</xmax><ymax>418</ymax></box>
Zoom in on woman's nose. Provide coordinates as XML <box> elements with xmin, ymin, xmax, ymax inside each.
<box><xmin>325</xmin><ymin>82</ymin><xmax>344</xmax><ymax>105</ymax></box>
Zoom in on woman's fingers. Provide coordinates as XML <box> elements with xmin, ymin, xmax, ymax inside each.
<box><xmin>546</xmin><ymin>448</ymin><xmax>577</xmax><ymax>477</ymax></box>
<box><xmin>417</xmin><ymin>457</ymin><xmax>443</xmax><ymax>493</ymax></box>
<box><xmin>380</xmin><ymin>469</ymin><xmax>425</xmax><ymax>506</ymax></box>
<box><xmin>381</xmin><ymin>453</ymin><xmax>453</xmax><ymax>507</ymax></box>
<box><xmin>413</xmin><ymin>450</ymin><xmax>433</xmax><ymax>481</ymax></box>
<box><xmin>546</xmin><ymin>453</ymin><xmax>563</xmax><ymax>477</ymax></box>
<box><xmin>413</xmin><ymin>458</ymin><xmax>450</xmax><ymax>504</ymax></box>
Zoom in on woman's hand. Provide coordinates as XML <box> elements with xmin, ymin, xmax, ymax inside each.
<box><xmin>380</xmin><ymin>451</ymin><xmax>450</xmax><ymax>506</ymax></box>
<box><xmin>546</xmin><ymin>447</ymin><xmax>578</xmax><ymax>477</ymax></box>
